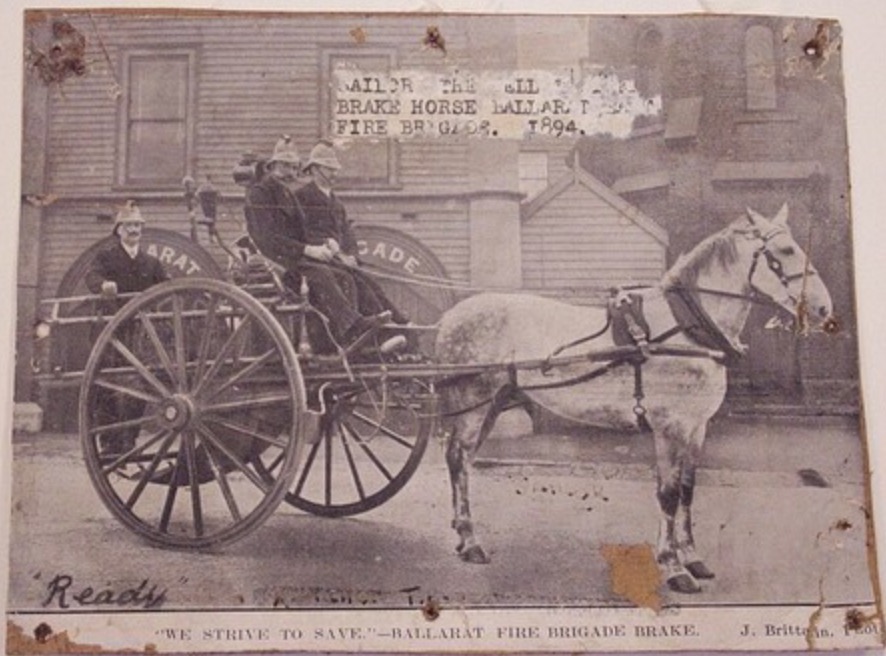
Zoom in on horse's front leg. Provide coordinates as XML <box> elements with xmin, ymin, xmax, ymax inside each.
<box><xmin>654</xmin><ymin>429</ymin><xmax>702</xmax><ymax>593</ymax></box>
<box><xmin>445</xmin><ymin>416</ymin><xmax>490</xmax><ymax>564</ymax></box>
<box><xmin>676</xmin><ymin>439</ymin><xmax>715</xmax><ymax>581</ymax></box>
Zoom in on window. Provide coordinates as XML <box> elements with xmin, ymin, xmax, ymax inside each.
<box><xmin>745</xmin><ymin>25</ymin><xmax>777</xmax><ymax>110</ymax></box>
<box><xmin>322</xmin><ymin>49</ymin><xmax>398</xmax><ymax>188</ymax></box>
<box><xmin>117</xmin><ymin>49</ymin><xmax>195</xmax><ymax>187</ymax></box>
<box><xmin>635</xmin><ymin>25</ymin><xmax>663</xmax><ymax>99</ymax></box>
<box><xmin>518</xmin><ymin>152</ymin><xmax>549</xmax><ymax>201</ymax></box>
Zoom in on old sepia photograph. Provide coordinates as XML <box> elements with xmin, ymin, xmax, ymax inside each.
<box><xmin>4</xmin><ymin>3</ymin><xmax>884</xmax><ymax>652</ymax></box>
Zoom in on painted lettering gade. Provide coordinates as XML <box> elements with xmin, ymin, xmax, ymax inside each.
<box><xmin>357</xmin><ymin>239</ymin><xmax>422</xmax><ymax>275</ymax></box>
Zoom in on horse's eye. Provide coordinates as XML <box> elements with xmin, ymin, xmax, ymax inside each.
<box><xmin>779</xmin><ymin>246</ymin><xmax>795</xmax><ymax>256</ymax></box>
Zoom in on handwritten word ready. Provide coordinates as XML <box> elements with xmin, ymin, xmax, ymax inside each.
<box><xmin>41</xmin><ymin>574</ymin><xmax>167</xmax><ymax>610</ymax></box>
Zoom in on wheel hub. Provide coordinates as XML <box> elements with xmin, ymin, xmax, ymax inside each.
<box><xmin>160</xmin><ymin>394</ymin><xmax>196</xmax><ymax>430</ymax></box>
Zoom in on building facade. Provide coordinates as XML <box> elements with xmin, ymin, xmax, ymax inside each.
<box><xmin>18</xmin><ymin>11</ymin><xmax>855</xmax><ymax>419</ymax></box>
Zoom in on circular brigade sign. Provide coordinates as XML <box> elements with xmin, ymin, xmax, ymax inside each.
<box><xmin>351</xmin><ymin>224</ymin><xmax>456</xmax><ymax>326</ymax></box>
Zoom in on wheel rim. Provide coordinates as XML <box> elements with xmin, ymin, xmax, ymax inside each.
<box><xmin>258</xmin><ymin>378</ymin><xmax>434</xmax><ymax>517</ymax></box>
<box><xmin>80</xmin><ymin>278</ymin><xmax>305</xmax><ymax>549</ymax></box>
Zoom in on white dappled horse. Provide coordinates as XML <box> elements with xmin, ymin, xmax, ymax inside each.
<box><xmin>435</xmin><ymin>205</ymin><xmax>834</xmax><ymax>594</ymax></box>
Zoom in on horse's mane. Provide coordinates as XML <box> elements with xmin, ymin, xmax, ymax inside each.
<box><xmin>663</xmin><ymin>224</ymin><xmax>741</xmax><ymax>288</ymax></box>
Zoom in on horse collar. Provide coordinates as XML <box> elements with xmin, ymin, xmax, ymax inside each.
<box><xmin>663</xmin><ymin>286</ymin><xmax>745</xmax><ymax>363</ymax></box>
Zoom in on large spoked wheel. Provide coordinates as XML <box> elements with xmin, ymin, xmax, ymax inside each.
<box><xmin>258</xmin><ymin>378</ymin><xmax>435</xmax><ymax>517</ymax></box>
<box><xmin>80</xmin><ymin>278</ymin><xmax>306</xmax><ymax>549</ymax></box>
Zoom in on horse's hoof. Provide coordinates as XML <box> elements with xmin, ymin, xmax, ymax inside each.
<box><xmin>685</xmin><ymin>560</ymin><xmax>715</xmax><ymax>580</ymax></box>
<box><xmin>667</xmin><ymin>572</ymin><xmax>702</xmax><ymax>594</ymax></box>
<box><xmin>460</xmin><ymin>545</ymin><xmax>490</xmax><ymax>564</ymax></box>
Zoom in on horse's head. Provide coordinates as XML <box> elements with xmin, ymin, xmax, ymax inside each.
<box><xmin>739</xmin><ymin>204</ymin><xmax>834</xmax><ymax>331</ymax></box>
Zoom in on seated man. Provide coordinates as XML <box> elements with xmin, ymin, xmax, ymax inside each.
<box><xmin>297</xmin><ymin>140</ymin><xmax>410</xmax><ymax>326</ymax></box>
<box><xmin>85</xmin><ymin>201</ymin><xmax>169</xmax><ymax>454</ymax></box>
<box><xmin>244</xmin><ymin>135</ymin><xmax>394</xmax><ymax>350</ymax></box>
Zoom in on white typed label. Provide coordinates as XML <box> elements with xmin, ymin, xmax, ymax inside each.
<box><xmin>331</xmin><ymin>67</ymin><xmax>662</xmax><ymax>140</ymax></box>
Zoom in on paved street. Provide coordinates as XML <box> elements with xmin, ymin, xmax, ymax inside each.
<box><xmin>7</xmin><ymin>413</ymin><xmax>876</xmax><ymax>612</ymax></box>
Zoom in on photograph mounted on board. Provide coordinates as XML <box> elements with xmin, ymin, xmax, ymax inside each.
<box><xmin>6</xmin><ymin>8</ymin><xmax>882</xmax><ymax>653</ymax></box>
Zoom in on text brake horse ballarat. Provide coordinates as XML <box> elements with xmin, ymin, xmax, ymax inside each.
<box><xmin>435</xmin><ymin>204</ymin><xmax>834</xmax><ymax>594</ymax></box>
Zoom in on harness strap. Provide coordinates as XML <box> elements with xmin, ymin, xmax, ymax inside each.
<box><xmin>542</xmin><ymin>315</ymin><xmax>612</xmax><ymax>371</ymax></box>
<box><xmin>632</xmin><ymin>360</ymin><xmax>652</xmax><ymax>433</ymax></box>
<box><xmin>437</xmin><ymin>357</ymin><xmax>631</xmax><ymax>418</ymax></box>
<box><xmin>663</xmin><ymin>286</ymin><xmax>745</xmax><ymax>363</ymax></box>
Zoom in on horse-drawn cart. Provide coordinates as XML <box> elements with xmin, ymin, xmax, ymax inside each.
<box><xmin>33</xmin><ymin>219</ymin><xmax>463</xmax><ymax>549</ymax></box>
<box><xmin>34</xmin><ymin>233</ymin><xmax>674</xmax><ymax>550</ymax></box>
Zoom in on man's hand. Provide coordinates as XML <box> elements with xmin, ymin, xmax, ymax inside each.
<box><xmin>100</xmin><ymin>281</ymin><xmax>118</xmax><ymax>297</ymax></box>
<box><xmin>338</xmin><ymin>253</ymin><xmax>358</xmax><ymax>267</ymax></box>
<box><xmin>304</xmin><ymin>244</ymin><xmax>335</xmax><ymax>262</ymax></box>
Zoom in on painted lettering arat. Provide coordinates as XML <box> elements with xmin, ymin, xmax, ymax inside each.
<box><xmin>145</xmin><ymin>243</ymin><xmax>203</xmax><ymax>275</ymax></box>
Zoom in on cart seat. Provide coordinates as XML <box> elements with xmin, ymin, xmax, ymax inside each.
<box><xmin>229</xmin><ymin>234</ymin><xmax>291</xmax><ymax>301</ymax></box>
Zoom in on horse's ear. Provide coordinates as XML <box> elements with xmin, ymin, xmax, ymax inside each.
<box><xmin>773</xmin><ymin>202</ymin><xmax>789</xmax><ymax>226</ymax></box>
<box><xmin>746</xmin><ymin>207</ymin><xmax>763</xmax><ymax>225</ymax></box>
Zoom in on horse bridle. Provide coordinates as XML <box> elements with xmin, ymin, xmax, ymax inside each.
<box><xmin>673</xmin><ymin>227</ymin><xmax>811</xmax><ymax>309</ymax></box>
<box><xmin>745</xmin><ymin>227</ymin><xmax>814</xmax><ymax>305</ymax></box>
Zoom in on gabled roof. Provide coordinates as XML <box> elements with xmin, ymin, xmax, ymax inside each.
<box><xmin>521</xmin><ymin>162</ymin><xmax>669</xmax><ymax>246</ymax></box>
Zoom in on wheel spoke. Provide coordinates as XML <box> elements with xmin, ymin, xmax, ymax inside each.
<box><xmin>183</xmin><ymin>431</ymin><xmax>204</xmax><ymax>537</ymax></box>
<box><xmin>293</xmin><ymin>439</ymin><xmax>321</xmax><ymax>498</ymax></box>
<box><xmin>101</xmin><ymin>427</ymin><xmax>170</xmax><ymax>475</ymax></box>
<box><xmin>202</xmin><ymin>415</ymin><xmax>288</xmax><ymax>449</ymax></box>
<box><xmin>89</xmin><ymin>412</ymin><xmax>155</xmax><ymax>437</ymax></box>
<box><xmin>338</xmin><ymin>423</ymin><xmax>366</xmax><ymax>501</ymax></box>
<box><xmin>125</xmin><ymin>431</ymin><xmax>177</xmax><ymax>509</ymax></box>
<box><xmin>109</xmin><ymin>338</ymin><xmax>172</xmax><ymax>399</ymax></box>
<box><xmin>138</xmin><ymin>312</ymin><xmax>177</xmax><ymax>383</ymax></box>
<box><xmin>194</xmin><ymin>422</ymin><xmax>270</xmax><ymax>493</ymax></box>
<box><xmin>207</xmin><ymin>349</ymin><xmax>278</xmax><ymax>400</ymax></box>
<box><xmin>263</xmin><ymin>452</ymin><xmax>285</xmax><ymax>476</ymax></box>
<box><xmin>197</xmin><ymin>433</ymin><xmax>242</xmax><ymax>522</ymax></box>
<box><xmin>190</xmin><ymin>315</ymin><xmax>253</xmax><ymax>397</ymax></box>
<box><xmin>349</xmin><ymin>410</ymin><xmax>415</xmax><ymax>449</ymax></box>
<box><xmin>324</xmin><ymin>425</ymin><xmax>333</xmax><ymax>506</ymax></box>
<box><xmin>202</xmin><ymin>392</ymin><xmax>292</xmax><ymax>414</ymax></box>
<box><xmin>193</xmin><ymin>294</ymin><xmax>219</xmax><ymax>387</ymax></box>
<box><xmin>171</xmin><ymin>294</ymin><xmax>188</xmax><ymax>391</ymax></box>
<box><xmin>159</xmin><ymin>442</ymin><xmax>185</xmax><ymax>533</ymax></box>
<box><xmin>94</xmin><ymin>378</ymin><xmax>162</xmax><ymax>405</ymax></box>
<box><xmin>341</xmin><ymin>420</ymin><xmax>393</xmax><ymax>481</ymax></box>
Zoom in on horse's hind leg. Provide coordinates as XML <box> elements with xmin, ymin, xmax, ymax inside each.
<box><xmin>654</xmin><ymin>427</ymin><xmax>702</xmax><ymax>594</ymax></box>
<box><xmin>445</xmin><ymin>384</ymin><xmax>516</xmax><ymax>564</ymax></box>
<box><xmin>445</xmin><ymin>412</ymin><xmax>489</xmax><ymax>563</ymax></box>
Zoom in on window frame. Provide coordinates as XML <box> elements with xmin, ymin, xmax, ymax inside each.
<box><xmin>115</xmin><ymin>47</ymin><xmax>197</xmax><ymax>190</ymax></box>
<box><xmin>744</xmin><ymin>24</ymin><xmax>778</xmax><ymax>112</ymax></box>
<box><xmin>320</xmin><ymin>46</ymin><xmax>401</xmax><ymax>189</ymax></box>
<box><xmin>517</xmin><ymin>151</ymin><xmax>550</xmax><ymax>202</ymax></box>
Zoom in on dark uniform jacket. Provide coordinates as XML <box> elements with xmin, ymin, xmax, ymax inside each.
<box><xmin>244</xmin><ymin>174</ymin><xmax>311</xmax><ymax>271</ymax></box>
<box><xmin>84</xmin><ymin>242</ymin><xmax>168</xmax><ymax>454</ymax></box>
<box><xmin>295</xmin><ymin>181</ymin><xmax>359</xmax><ymax>255</ymax></box>
<box><xmin>245</xmin><ymin>173</ymin><xmax>367</xmax><ymax>337</ymax></box>
<box><xmin>85</xmin><ymin>242</ymin><xmax>168</xmax><ymax>295</ymax></box>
